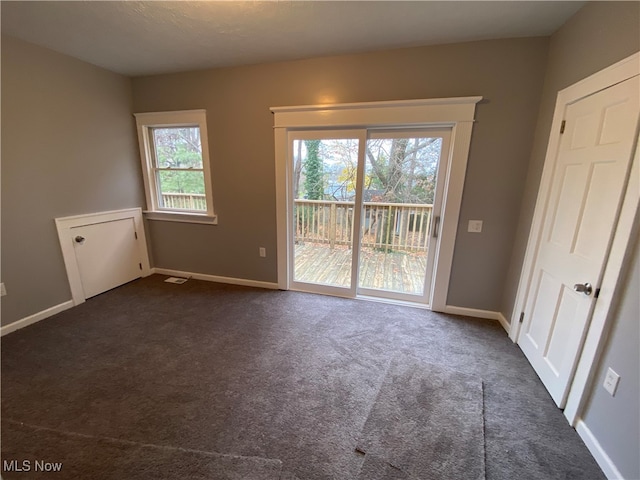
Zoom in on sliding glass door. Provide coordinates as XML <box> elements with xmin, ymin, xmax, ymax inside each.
<box><xmin>358</xmin><ymin>130</ymin><xmax>450</xmax><ymax>302</ymax></box>
<box><xmin>289</xmin><ymin>128</ymin><xmax>450</xmax><ymax>304</ymax></box>
<box><xmin>290</xmin><ymin>131</ymin><xmax>365</xmax><ymax>297</ymax></box>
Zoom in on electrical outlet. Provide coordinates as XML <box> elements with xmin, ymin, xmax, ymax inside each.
<box><xmin>603</xmin><ymin>368</ymin><xmax>620</xmax><ymax>396</ymax></box>
<box><xmin>0</xmin><ymin>283</ymin><xmax>6</xmax><ymax>297</ymax></box>
<box><xmin>259</xmin><ymin>247</ymin><xmax>266</xmax><ymax>258</ymax></box>
<box><xmin>468</xmin><ymin>220</ymin><xmax>483</xmax><ymax>233</ymax></box>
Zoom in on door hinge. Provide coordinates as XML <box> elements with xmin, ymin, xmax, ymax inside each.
<box><xmin>139</xmin><ymin>263</ymin><xmax>142</xmax><ymax>270</ymax></box>
<box><xmin>560</xmin><ymin>120</ymin><xmax>566</xmax><ymax>134</ymax></box>
<box><xmin>134</xmin><ymin>231</ymin><xmax>138</xmax><ymax>240</ymax></box>
<box><xmin>519</xmin><ymin>312</ymin><xmax>525</xmax><ymax>324</ymax></box>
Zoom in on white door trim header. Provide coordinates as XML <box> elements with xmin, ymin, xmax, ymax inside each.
<box><xmin>271</xmin><ymin>96</ymin><xmax>482</xmax><ymax>129</ymax></box>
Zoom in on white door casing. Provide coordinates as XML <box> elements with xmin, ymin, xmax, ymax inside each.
<box><xmin>517</xmin><ymin>75</ymin><xmax>640</xmax><ymax>408</ymax></box>
<box><xmin>72</xmin><ymin>218</ymin><xmax>143</xmax><ymax>299</ymax></box>
<box><xmin>271</xmin><ymin>97</ymin><xmax>481</xmax><ymax>311</ymax></box>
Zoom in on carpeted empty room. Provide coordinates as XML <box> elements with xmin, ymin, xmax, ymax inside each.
<box><xmin>1</xmin><ymin>276</ymin><xmax>605</xmax><ymax>479</ymax></box>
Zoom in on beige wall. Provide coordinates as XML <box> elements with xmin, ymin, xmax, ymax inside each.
<box><xmin>502</xmin><ymin>1</ymin><xmax>640</xmax><ymax>319</ymax></box>
<box><xmin>1</xmin><ymin>35</ymin><xmax>145</xmax><ymax>326</ymax></box>
<box><xmin>132</xmin><ymin>37</ymin><xmax>549</xmax><ymax>311</ymax></box>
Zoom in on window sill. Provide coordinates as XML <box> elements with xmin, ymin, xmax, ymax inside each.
<box><xmin>143</xmin><ymin>211</ymin><xmax>218</xmax><ymax>225</ymax></box>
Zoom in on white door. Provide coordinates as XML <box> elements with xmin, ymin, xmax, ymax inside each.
<box><xmin>71</xmin><ymin>218</ymin><xmax>143</xmax><ymax>299</ymax></box>
<box><xmin>518</xmin><ymin>76</ymin><xmax>639</xmax><ymax>407</ymax></box>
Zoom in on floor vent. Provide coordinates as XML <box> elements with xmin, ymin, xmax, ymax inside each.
<box><xmin>164</xmin><ymin>277</ymin><xmax>188</xmax><ymax>284</ymax></box>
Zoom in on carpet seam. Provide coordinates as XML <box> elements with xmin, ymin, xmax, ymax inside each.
<box><xmin>352</xmin><ymin>355</ymin><xmax>395</xmax><ymax>477</ymax></box>
<box><xmin>353</xmin><ymin>355</ymin><xmax>394</xmax><ymax>444</ymax></box>
<box><xmin>2</xmin><ymin>418</ymin><xmax>282</xmax><ymax>465</ymax></box>
<box><xmin>354</xmin><ymin>355</ymin><xmax>485</xmax><ymax>479</ymax></box>
<box><xmin>482</xmin><ymin>380</ymin><xmax>487</xmax><ymax>480</ymax></box>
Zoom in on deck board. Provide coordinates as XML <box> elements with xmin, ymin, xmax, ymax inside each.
<box><xmin>294</xmin><ymin>244</ymin><xmax>427</xmax><ymax>295</ymax></box>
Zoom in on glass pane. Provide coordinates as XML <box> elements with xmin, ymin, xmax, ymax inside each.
<box><xmin>157</xmin><ymin>170</ymin><xmax>207</xmax><ymax>211</ymax></box>
<box><xmin>292</xmin><ymin>138</ymin><xmax>359</xmax><ymax>288</ymax></box>
<box><xmin>152</xmin><ymin>127</ymin><xmax>203</xmax><ymax>169</ymax></box>
<box><xmin>359</xmin><ymin>135</ymin><xmax>443</xmax><ymax>295</ymax></box>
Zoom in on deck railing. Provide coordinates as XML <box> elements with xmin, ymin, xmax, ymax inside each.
<box><xmin>294</xmin><ymin>199</ymin><xmax>433</xmax><ymax>252</ymax></box>
<box><xmin>160</xmin><ymin>195</ymin><xmax>432</xmax><ymax>252</ymax></box>
<box><xmin>161</xmin><ymin>193</ymin><xmax>207</xmax><ymax>211</ymax></box>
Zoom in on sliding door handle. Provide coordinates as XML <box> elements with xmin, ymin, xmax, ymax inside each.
<box><xmin>432</xmin><ymin>216</ymin><xmax>440</xmax><ymax>238</ymax></box>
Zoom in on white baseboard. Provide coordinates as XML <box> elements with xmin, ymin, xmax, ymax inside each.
<box><xmin>1</xmin><ymin>300</ymin><xmax>74</xmax><ymax>336</ymax></box>
<box><xmin>444</xmin><ymin>305</ymin><xmax>511</xmax><ymax>333</ymax></box>
<box><xmin>496</xmin><ymin>312</ymin><xmax>510</xmax><ymax>334</ymax></box>
<box><xmin>152</xmin><ymin>268</ymin><xmax>279</xmax><ymax>290</ymax></box>
<box><xmin>576</xmin><ymin>420</ymin><xmax>624</xmax><ymax>480</ymax></box>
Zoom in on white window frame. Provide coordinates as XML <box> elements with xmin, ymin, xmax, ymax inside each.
<box><xmin>134</xmin><ymin>110</ymin><xmax>217</xmax><ymax>225</ymax></box>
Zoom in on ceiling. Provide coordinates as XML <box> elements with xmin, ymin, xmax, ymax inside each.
<box><xmin>1</xmin><ymin>1</ymin><xmax>584</xmax><ymax>77</ymax></box>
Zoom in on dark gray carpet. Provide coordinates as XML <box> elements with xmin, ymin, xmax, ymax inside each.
<box><xmin>356</xmin><ymin>358</ymin><xmax>484</xmax><ymax>480</ymax></box>
<box><xmin>1</xmin><ymin>275</ymin><xmax>606</xmax><ymax>479</ymax></box>
<box><xmin>1</xmin><ymin>420</ymin><xmax>282</xmax><ymax>480</ymax></box>
<box><xmin>356</xmin><ymin>455</ymin><xmax>413</xmax><ymax>480</ymax></box>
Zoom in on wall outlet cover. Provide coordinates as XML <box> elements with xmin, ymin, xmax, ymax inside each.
<box><xmin>468</xmin><ymin>220</ymin><xmax>483</xmax><ymax>233</ymax></box>
<box><xmin>0</xmin><ymin>283</ymin><xmax>6</xmax><ymax>296</ymax></box>
<box><xmin>603</xmin><ymin>367</ymin><xmax>620</xmax><ymax>396</ymax></box>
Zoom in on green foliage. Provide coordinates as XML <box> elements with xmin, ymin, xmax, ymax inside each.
<box><xmin>292</xmin><ymin>137</ymin><xmax>441</xmax><ymax>204</ymax></box>
<box><xmin>153</xmin><ymin>127</ymin><xmax>205</xmax><ymax>194</ymax></box>
<box><xmin>303</xmin><ymin>140</ymin><xmax>324</xmax><ymax>200</ymax></box>
<box><xmin>158</xmin><ymin>171</ymin><xmax>205</xmax><ymax>195</ymax></box>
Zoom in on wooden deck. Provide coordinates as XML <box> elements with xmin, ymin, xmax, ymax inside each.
<box><xmin>294</xmin><ymin>244</ymin><xmax>427</xmax><ymax>295</ymax></box>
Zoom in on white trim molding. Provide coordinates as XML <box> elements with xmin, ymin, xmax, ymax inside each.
<box><xmin>444</xmin><ymin>305</ymin><xmax>510</xmax><ymax>332</ymax></box>
<box><xmin>508</xmin><ymin>52</ymin><xmax>640</xmax><ymax>427</ymax></box>
<box><xmin>1</xmin><ymin>300</ymin><xmax>74</xmax><ymax>336</ymax></box>
<box><xmin>152</xmin><ymin>268</ymin><xmax>279</xmax><ymax>290</ymax></box>
<box><xmin>55</xmin><ymin>208</ymin><xmax>152</xmax><ymax>306</ymax></box>
<box><xmin>144</xmin><ymin>210</ymin><xmax>218</xmax><ymax>225</ymax></box>
<box><xmin>496</xmin><ymin>312</ymin><xmax>510</xmax><ymax>333</ymax></box>
<box><xmin>271</xmin><ymin>96</ymin><xmax>482</xmax><ymax>311</ymax></box>
<box><xmin>271</xmin><ymin>97</ymin><xmax>483</xmax><ymax>129</ymax></box>
<box><xmin>575</xmin><ymin>420</ymin><xmax>625</xmax><ymax>480</ymax></box>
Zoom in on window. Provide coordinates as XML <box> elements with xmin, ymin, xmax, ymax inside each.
<box><xmin>134</xmin><ymin>110</ymin><xmax>216</xmax><ymax>224</ymax></box>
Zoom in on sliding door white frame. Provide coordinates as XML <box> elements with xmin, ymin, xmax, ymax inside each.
<box><xmin>287</xmin><ymin>129</ymin><xmax>367</xmax><ymax>298</ymax></box>
<box><xmin>271</xmin><ymin>97</ymin><xmax>481</xmax><ymax>311</ymax></box>
<box><xmin>356</xmin><ymin>127</ymin><xmax>452</xmax><ymax>305</ymax></box>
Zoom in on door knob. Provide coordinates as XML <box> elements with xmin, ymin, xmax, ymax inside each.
<box><xmin>74</xmin><ymin>236</ymin><xmax>85</xmax><ymax>243</ymax></box>
<box><xmin>573</xmin><ymin>282</ymin><xmax>593</xmax><ymax>296</ymax></box>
